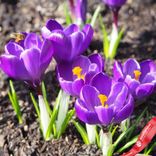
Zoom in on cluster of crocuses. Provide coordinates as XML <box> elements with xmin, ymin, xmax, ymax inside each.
<box><xmin>1</xmin><ymin>18</ymin><xmax>156</xmax><ymax>128</ymax></box>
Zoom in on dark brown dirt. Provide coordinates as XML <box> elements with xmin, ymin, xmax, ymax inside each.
<box><xmin>0</xmin><ymin>0</ymin><xmax>156</xmax><ymax>155</ymax></box>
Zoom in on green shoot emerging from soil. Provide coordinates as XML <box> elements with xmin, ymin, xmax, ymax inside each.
<box><xmin>8</xmin><ymin>80</ymin><xmax>23</xmax><ymax>124</ymax></box>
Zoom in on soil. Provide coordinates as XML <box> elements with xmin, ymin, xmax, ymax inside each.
<box><xmin>0</xmin><ymin>0</ymin><xmax>156</xmax><ymax>155</ymax></box>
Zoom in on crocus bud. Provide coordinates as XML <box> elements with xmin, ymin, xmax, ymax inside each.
<box><xmin>103</xmin><ymin>0</ymin><xmax>127</xmax><ymax>28</ymax></box>
<box><xmin>103</xmin><ymin>0</ymin><xmax>127</xmax><ymax>10</ymax></box>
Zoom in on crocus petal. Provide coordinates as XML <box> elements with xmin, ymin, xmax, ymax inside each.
<box><xmin>88</xmin><ymin>53</ymin><xmax>104</xmax><ymax>72</ymax></box>
<box><xmin>64</xmin><ymin>24</ymin><xmax>79</xmax><ymax>36</ymax></box>
<box><xmin>41</xmin><ymin>26</ymin><xmax>52</xmax><ymax>39</ymax></box>
<box><xmin>136</xmin><ymin>83</ymin><xmax>154</xmax><ymax>100</ymax></box>
<box><xmin>21</xmin><ymin>48</ymin><xmax>41</xmax><ymax>81</ymax></box>
<box><xmin>125</xmin><ymin>75</ymin><xmax>140</xmax><ymax>97</ymax></box>
<box><xmin>84</xmin><ymin>71</ymin><xmax>98</xmax><ymax>85</ymax></box>
<box><xmin>0</xmin><ymin>54</ymin><xmax>30</xmax><ymax>80</ymax></box>
<box><xmin>91</xmin><ymin>73</ymin><xmax>112</xmax><ymax>96</ymax></box>
<box><xmin>46</xmin><ymin>19</ymin><xmax>63</xmax><ymax>31</ymax></box>
<box><xmin>140</xmin><ymin>60</ymin><xmax>156</xmax><ymax>82</ymax></box>
<box><xmin>80</xmin><ymin>85</ymin><xmax>100</xmax><ymax>111</ymax></box>
<box><xmin>114</xmin><ymin>94</ymin><xmax>134</xmax><ymax>123</ymax></box>
<box><xmin>95</xmin><ymin>105</ymin><xmax>114</xmax><ymax>125</ymax></box>
<box><xmin>123</xmin><ymin>59</ymin><xmax>140</xmax><ymax>78</ymax></box>
<box><xmin>79</xmin><ymin>24</ymin><xmax>93</xmax><ymax>52</ymax></box>
<box><xmin>5</xmin><ymin>42</ymin><xmax>24</xmax><ymax>58</ymax></box>
<box><xmin>113</xmin><ymin>61</ymin><xmax>124</xmax><ymax>81</ymax></box>
<box><xmin>40</xmin><ymin>39</ymin><xmax>53</xmax><ymax>73</ymax></box>
<box><xmin>58</xmin><ymin>78</ymin><xmax>75</xmax><ymax>96</ymax></box>
<box><xmin>48</xmin><ymin>30</ymin><xmax>72</xmax><ymax>62</ymax></box>
<box><xmin>72</xmin><ymin>55</ymin><xmax>91</xmax><ymax>79</ymax></box>
<box><xmin>88</xmin><ymin>63</ymin><xmax>98</xmax><ymax>73</ymax></box>
<box><xmin>108</xmin><ymin>82</ymin><xmax>128</xmax><ymax>110</ymax></box>
<box><xmin>75</xmin><ymin>99</ymin><xmax>101</xmax><ymax>125</ymax></box>
<box><xmin>72</xmin><ymin>79</ymin><xmax>84</xmax><ymax>97</ymax></box>
<box><xmin>57</xmin><ymin>62</ymin><xmax>73</xmax><ymax>81</ymax></box>
<box><xmin>70</xmin><ymin>31</ymin><xmax>84</xmax><ymax>59</ymax></box>
<box><xmin>24</xmin><ymin>33</ymin><xmax>42</xmax><ymax>49</ymax></box>
<box><xmin>142</xmin><ymin>72</ymin><xmax>156</xmax><ymax>83</ymax></box>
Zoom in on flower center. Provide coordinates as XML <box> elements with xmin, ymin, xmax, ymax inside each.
<box><xmin>134</xmin><ymin>70</ymin><xmax>141</xmax><ymax>81</ymax></box>
<box><xmin>98</xmin><ymin>94</ymin><xmax>108</xmax><ymax>108</ymax></box>
<box><xmin>10</xmin><ymin>33</ymin><xmax>25</xmax><ymax>43</ymax></box>
<box><xmin>72</xmin><ymin>66</ymin><xmax>85</xmax><ymax>80</ymax></box>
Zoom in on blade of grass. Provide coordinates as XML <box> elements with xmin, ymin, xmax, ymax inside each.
<box><xmin>64</xmin><ymin>3</ymin><xmax>72</xmax><ymax>25</ymax></box>
<box><xmin>117</xmin><ymin>135</ymin><xmax>138</xmax><ymax>153</ymax></box>
<box><xmin>41</xmin><ymin>82</ymin><xmax>52</xmax><ymax>115</ymax></box>
<box><xmin>45</xmin><ymin>90</ymin><xmax>62</xmax><ymax>139</ymax></box>
<box><xmin>30</xmin><ymin>93</ymin><xmax>40</xmax><ymax>118</ymax></box>
<box><xmin>145</xmin><ymin>142</ymin><xmax>156</xmax><ymax>155</ymax></box>
<box><xmin>9</xmin><ymin>80</ymin><xmax>22</xmax><ymax>124</ymax></box>
<box><xmin>126</xmin><ymin>107</ymin><xmax>148</xmax><ymax>141</ymax></box>
<box><xmin>110</xmin><ymin>28</ymin><xmax>124</xmax><ymax>59</ymax></box>
<box><xmin>99</xmin><ymin>15</ymin><xmax>109</xmax><ymax>58</ymax></box>
<box><xmin>90</xmin><ymin>5</ymin><xmax>101</xmax><ymax>27</ymax></box>
<box><xmin>57</xmin><ymin>109</ymin><xmax>75</xmax><ymax>138</ymax></box>
<box><xmin>73</xmin><ymin>121</ymin><xmax>90</xmax><ymax>145</ymax></box>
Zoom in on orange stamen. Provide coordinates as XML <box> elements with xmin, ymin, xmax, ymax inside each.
<box><xmin>72</xmin><ymin>66</ymin><xmax>85</xmax><ymax>80</ymax></box>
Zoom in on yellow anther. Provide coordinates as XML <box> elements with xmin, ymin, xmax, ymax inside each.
<box><xmin>10</xmin><ymin>33</ymin><xmax>25</xmax><ymax>43</ymax></box>
<box><xmin>72</xmin><ymin>66</ymin><xmax>85</xmax><ymax>80</ymax></box>
<box><xmin>134</xmin><ymin>70</ymin><xmax>141</xmax><ymax>81</ymax></box>
<box><xmin>98</xmin><ymin>94</ymin><xmax>108</xmax><ymax>107</ymax></box>
<box><xmin>104</xmin><ymin>104</ymin><xmax>109</xmax><ymax>108</ymax></box>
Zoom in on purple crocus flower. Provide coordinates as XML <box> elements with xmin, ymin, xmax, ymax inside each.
<box><xmin>103</xmin><ymin>0</ymin><xmax>127</xmax><ymax>9</ymax></box>
<box><xmin>103</xmin><ymin>0</ymin><xmax>127</xmax><ymax>27</ymax></box>
<box><xmin>0</xmin><ymin>33</ymin><xmax>53</xmax><ymax>87</ymax></box>
<box><xmin>113</xmin><ymin>59</ymin><xmax>156</xmax><ymax>100</ymax></box>
<box><xmin>57</xmin><ymin>53</ymin><xmax>104</xmax><ymax>97</ymax></box>
<box><xmin>41</xmin><ymin>19</ymin><xmax>93</xmax><ymax>63</ymax></box>
<box><xmin>69</xmin><ymin>0</ymin><xmax>87</xmax><ymax>25</ymax></box>
<box><xmin>75</xmin><ymin>73</ymin><xmax>134</xmax><ymax>125</ymax></box>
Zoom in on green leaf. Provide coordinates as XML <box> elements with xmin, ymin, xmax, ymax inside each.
<box><xmin>57</xmin><ymin>109</ymin><xmax>75</xmax><ymax>138</ymax></box>
<box><xmin>30</xmin><ymin>92</ymin><xmax>40</xmax><ymax>118</ymax></box>
<box><xmin>8</xmin><ymin>80</ymin><xmax>22</xmax><ymax>124</ymax></box>
<box><xmin>145</xmin><ymin>142</ymin><xmax>156</xmax><ymax>155</ymax></box>
<box><xmin>111</xmin><ymin>125</ymin><xmax>118</xmax><ymax>138</ymax></box>
<box><xmin>117</xmin><ymin>135</ymin><xmax>138</xmax><ymax>153</ymax></box>
<box><xmin>90</xmin><ymin>5</ymin><xmax>101</xmax><ymax>27</ymax></box>
<box><xmin>41</xmin><ymin>82</ymin><xmax>52</xmax><ymax>115</ymax></box>
<box><xmin>95</xmin><ymin>126</ymin><xmax>100</xmax><ymax>148</ymax></box>
<box><xmin>55</xmin><ymin>91</ymin><xmax>70</xmax><ymax>133</ymax></box>
<box><xmin>109</xmin><ymin>28</ymin><xmax>124</xmax><ymax>59</ymax></box>
<box><xmin>126</xmin><ymin>107</ymin><xmax>148</xmax><ymax>141</ymax></box>
<box><xmin>45</xmin><ymin>90</ymin><xmax>62</xmax><ymax>139</ymax></box>
<box><xmin>73</xmin><ymin>121</ymin><xmax>90</xmax><ymax>145</ymax></box>
<box><xmin>64</xmin><ymin>3</ymin><xmax>72</xmax><ymax>25</ymax></box>
<box><xmin>99</xmin><ymin>15</ymin><xmax>109</xmax><ymax>58</ymax></box>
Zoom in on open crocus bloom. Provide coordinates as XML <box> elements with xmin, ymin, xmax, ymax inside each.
<box><xmin>75</xmin><ymin>73</ymin><xmax>134</xmax><ymax>125</ymax></box>
<box><xmin>57</xmin><ymin>53</ymin><xmax>104</xmax><ymax>97</ymax></box>
<box><xmin>41</xmin><ymin>19</ymin><xmax>93</xmax><ymax>63</ymax></box>
<box><xmin>103</xmin><ymin>0</ymin><xmax>127</xmax><ymax>8</ymax></box>
<box><xmin>114</xmin><ymin>59</ymin><xmax>156</xmax><ymax>100</ymax></box>
<box><xmin>0</xmin><ymin>33</ymin><xmax>53</xmax><ymax>86</ymax></box>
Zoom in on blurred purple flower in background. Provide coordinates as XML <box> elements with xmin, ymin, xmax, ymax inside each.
<box><xmin>57</xmin><ymin>53</ymin><xmax>104</xmax><ymax>97</ymax></box>
<box><xmin>41</xmin><ymin>19</ymin><xmax>93</xmax><ymax>63</ymax></box>
<box><xmin>0</xmin><ymin>33</ymin><xmax>53</xmax><ymax>87</ymax></box>
<box><xmin>103</xmin><ymin>0</ymin><xmax>127</xmax><ymax>9</ymax></box>
<box><xmin>69</xmin><ymin>0</ymin><xmax>87</xmax><ymax>25</ymax></box>
<box><xmin>103</xmin><ymin>0</ymin><xmax>127</xmax><ymax>28</ymax></box>
<box><xmin>114</xmin><ymin>59</ymin><xmax>156</xmax><ymax>100</ymax></box>
<box><xmin>75</xmin><ymin>73</ymin><xmax>134</xmax><ymax>125</ymax></box>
